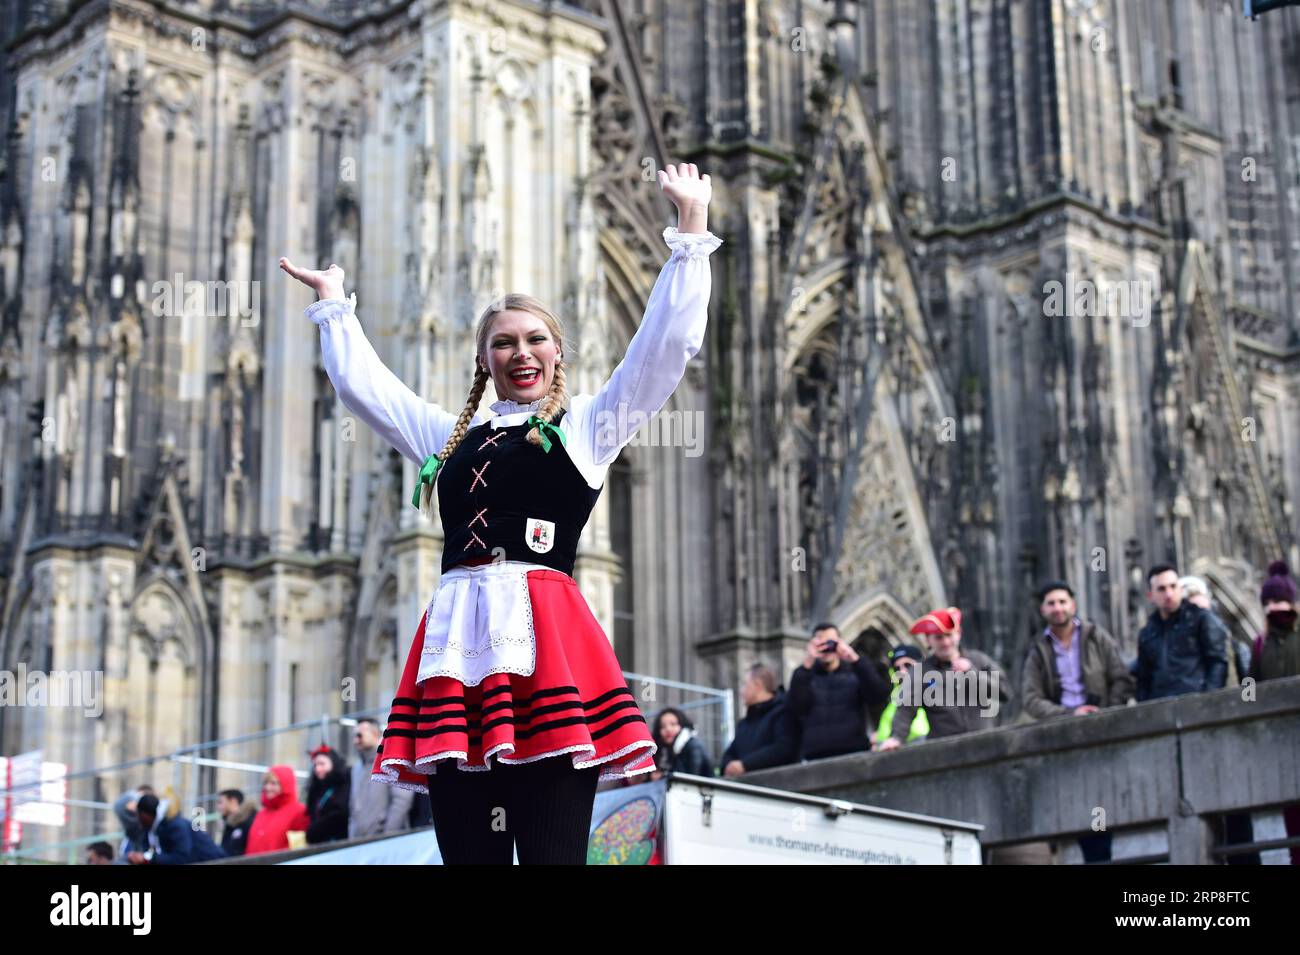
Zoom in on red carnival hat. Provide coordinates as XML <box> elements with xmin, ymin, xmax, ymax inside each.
<box><xmin>909</xmin><ymin>607</ymin><xmax>962</xmax><ymax>636</ymax></box>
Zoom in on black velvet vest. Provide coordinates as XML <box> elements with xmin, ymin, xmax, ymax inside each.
<box><xmin>436</xmin><ymin>408</ymin><xmax>602</xmax><ymax>576</ymax></box>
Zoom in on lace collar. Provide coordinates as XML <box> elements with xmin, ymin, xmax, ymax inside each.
<box><xmin>489</xmin><ymin>398</ymin><xmax>544</xmax><ymax>416</ymax></box>
<box><xmin>486</xmin><ymin>397</ymin><xmax>544</xmax><ymax>427</ymax></box>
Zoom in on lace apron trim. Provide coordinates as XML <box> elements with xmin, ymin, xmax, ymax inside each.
<box><xmin>416</xmin><ymin>560</ymin><xmax>551</xmax><ymax>686</ymax></box>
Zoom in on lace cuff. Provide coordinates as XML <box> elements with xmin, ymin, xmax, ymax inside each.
<box><xmin>662</xmin><ymin>226</ymin><xmax>723</xmax><ymax>259</ymax></box>
<box><xmin>304</xmin><ymin>292</ymin><xmax>357</xmax><ymax>325</ymax></box>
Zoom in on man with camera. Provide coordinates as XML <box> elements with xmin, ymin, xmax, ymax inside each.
<box><xmin>786</xmin><ymin>623</ymin><xmax>891</xmax><ymax>761</ymax></box>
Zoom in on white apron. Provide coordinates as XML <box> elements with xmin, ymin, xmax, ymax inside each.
<box><xmin>417</xmin><ymin>560</ymin><xmax>553</xmax><ymax>686</ymax></box>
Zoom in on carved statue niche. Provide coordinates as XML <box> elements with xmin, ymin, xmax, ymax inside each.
<box><xmin>331</xmin><ymin>193</ymin><xmax>360</xmax><ymax>277</ymax></box>
<box><xmin>228</xmin><ymin>365</ymin><xmax>247</xmax><ymax>475</ymax></box>
<box><xmin>57</xmin><ymin>365</ymin><xmax>80</xmax><ymax>457</ymax></box>
<box><xmin>110</xmin><ymin>355</ymin><xmax>128</xmax><ymax>456</ymax></box>
<box><xmin>792</xmin><ymin>318</ymin><xmax>857</xmax><ymax>601</ymax></box>
<box><xmin>68</xmin><ymin>179</ymin><xmax>91</xmax><ymax>288</ymax></box>
<box><xmin>1</xmin><ymin>217</ymin><xmax>22</xmax><ymax>304</ymax></box>
<box><xmin>109</xmin><ymin>176</ymin><xmax>139</xmax><ymax>268</ymax></box>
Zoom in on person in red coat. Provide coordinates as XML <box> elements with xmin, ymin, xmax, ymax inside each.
<box><xmin>244</xmin><ymin>765</ymin><xmax>309</xmax><ymax>856</ymax></box>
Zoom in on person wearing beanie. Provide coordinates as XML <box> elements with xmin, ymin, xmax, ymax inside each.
<box><xmin>874</xmin><ymin>644</ymin><xmax>930</xmax><ymax>745</ymax></box>
<box><xmin>878</xmin><ymin>607</ymin><xmax>1010</xmax><ymax>750</ymax></box>
<box><xmin>1252</xmin><ymin>561</ymin><xmax>1300</xmax><ymax>682</ymax></box>
<box><xmin>1252</xmin><ymin>560</ymin><xmax>1300</xmax><ymax>864</ymax></box>
<box><xmin>1179</xmin><ymin>575</ymin><xmax>1209</xmax><ymax>608</ymax></box>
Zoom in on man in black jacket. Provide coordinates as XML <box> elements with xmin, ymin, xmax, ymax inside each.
<box><xmin>217</xmin><ymin>789</ymin><xmax>257</xmax><ymax>857</ymax></box>
<box><xmin>1136</xmin><ymin>564</ymin><xmax>1228</xmax><ymax>701</ymax></box>
<box><xmin>787</xmin><ymin>624</ymin><xmax>890</xmax><ymax>761</ymax></box>
<box><xmin>128</xmin><ymin>794</ymin><xmax>227</xmax><ymax>865</ymax></box>
<box><xmin>719</xmin><ymin>663</ymin><xmax>799</xmax><ymax>776</ymax></box>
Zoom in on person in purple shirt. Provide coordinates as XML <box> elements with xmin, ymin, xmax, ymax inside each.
<box><xmin>1021</xmin><ymin>580</ymin><xmax>1135</xmax><ymax>862</ymax></box>
<box><xmin>1021</xmin><ymin>580</ymin><xmax>1134</xmax><ymax>720</ymax></box>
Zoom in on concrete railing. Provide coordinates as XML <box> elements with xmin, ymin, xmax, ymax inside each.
<box><xmin>744</xmin><ymin>676</ymin><xmax>1300</xmax><ymax>863</ymax></box>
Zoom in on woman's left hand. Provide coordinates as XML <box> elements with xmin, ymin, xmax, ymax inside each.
<box><xmin>657</xmin><ymin>163</ymin><xmax>711</xmax><ymax>216</ymax></box>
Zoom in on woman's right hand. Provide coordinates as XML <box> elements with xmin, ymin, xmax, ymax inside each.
<box><xmin>279</xmin><ymin>257</ymin><xmax>346</xmax><ymax>301</ymax></box>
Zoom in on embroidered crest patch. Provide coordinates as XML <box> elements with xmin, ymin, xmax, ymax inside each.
<box><xmin>525</xmin><ymin>517</ymin><xmax>556</xmax><ymax>554</ymax></box>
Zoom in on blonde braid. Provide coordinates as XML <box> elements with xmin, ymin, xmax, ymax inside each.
<box><xmin>438</xmin><ymin>364</ymin><xmax>490</xmax><ymax>462</ymax></box>
<box><xmin>526</xmin><ymin>358</ymin><xmax>569</xmax><ymax>448</ymax></box>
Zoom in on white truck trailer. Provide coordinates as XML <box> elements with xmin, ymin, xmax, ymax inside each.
<box><xmin>660</xmin><ymin>773</ymin><xmax>983</xmax><ymax>865</ymax></box>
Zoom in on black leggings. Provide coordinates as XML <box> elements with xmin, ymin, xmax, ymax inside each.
<box><xmin>427</xmin><ymin>756</ymin><xmax>600</xmax><ymax>865</ymax></box>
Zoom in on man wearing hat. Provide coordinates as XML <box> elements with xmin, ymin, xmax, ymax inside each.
<box><xmin>877</xmin><ymin>607</ymin><xmax>1010</xmax><ymax>750</ymax></box>
<box><xmin>1251</xmin><ymin>561</ymin><xmax>1300</xmax><ymax>864</ymax></box>
<box><xmin>873</xmin><ymin>645</ymin><xmax>930</xmax><ymax>746</ymax></box>
<box><xmin>1252</xmin><ymin>561</ymin><xmax>1300</xmax><ymax>682</ymax></box>
<box><xmin>1021</xmin><ymin>580</ymin><xmax>1134</xmax><ymax>720</ymax></box>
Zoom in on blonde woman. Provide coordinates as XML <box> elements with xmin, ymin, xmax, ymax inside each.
<box><xmin>279</xmin><ymin>163</ymin><xmax>721</xmax><ymax>864</ymax></box>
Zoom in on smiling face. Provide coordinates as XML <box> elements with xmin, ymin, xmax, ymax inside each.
<box><xmin>929</xmin><ymin>629</ymin><xmax>961</xmax><ymax>662</ymax></box>
<box><xmin>657</xmin><ymin>711</ymin><xmax>681</xmax><ymax>745</ymax></box>
<box><xmin>1040</xmin><ymin>588</ymin><xmax>1076</xmax><ymax>628</ymax></box>
<box><xmin>480</xmin><ymin>308</ymin><xmax>561</xmax><ymax>405</ymax></box>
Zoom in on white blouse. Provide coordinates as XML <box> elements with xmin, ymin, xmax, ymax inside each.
<box><xmin>304</xmin><ymin>225</ymin><xmax>723</xmax><ymax>686</ymax></box>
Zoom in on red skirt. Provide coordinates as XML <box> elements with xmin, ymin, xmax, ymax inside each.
<box><xmin>372</xmin><ymin>567</ymin><xmax>657</xmax><ymax>793</ymax></box>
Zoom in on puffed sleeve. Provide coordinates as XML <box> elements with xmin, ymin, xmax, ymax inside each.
<box><xmin>306</xmin><ymin>294</ymin><xmax>460</xmax><ymax>466</ymax></box>
<box><xmin>566</xmin><ymin>226</ymin><xmax>723</xmax><ymax>472</ymax></box>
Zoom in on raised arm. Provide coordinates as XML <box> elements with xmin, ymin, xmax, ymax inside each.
<box><xmin>569</xmin><ymin>164</ymin><xmax>723</xmax><ymax>468</ymax></box>
<box><xmin>279</xmin><ymin>257</ymin><xmax>461</xmax><ymax>466</ymax></box>
<box><xmin>306</xmin><ymin>296</ymin><xmax>459</xmax><ymax>466</ymax></box>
